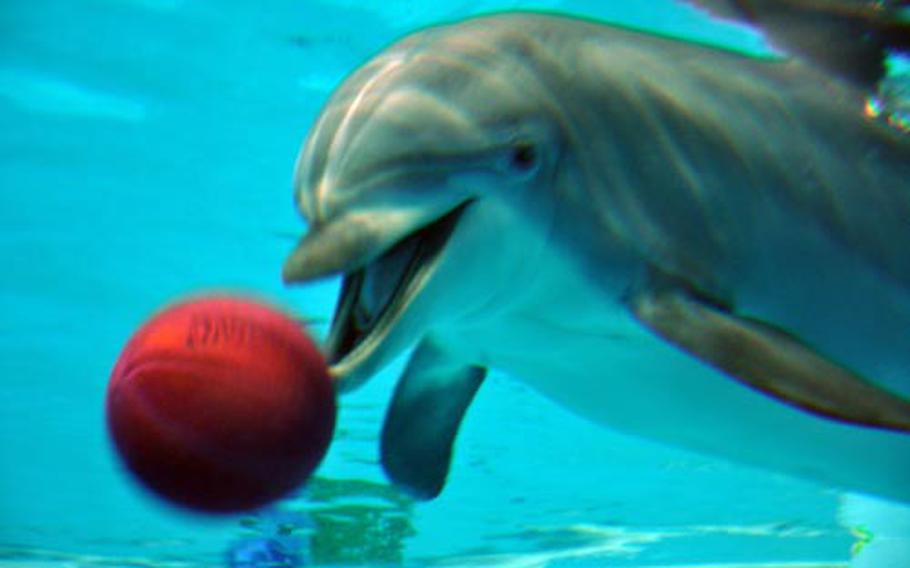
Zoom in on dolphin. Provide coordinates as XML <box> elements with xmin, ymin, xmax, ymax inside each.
<box><xmin>282</xmin><ymin>9</ymin><xmax>910</xmax><ymax>502</ymax></box>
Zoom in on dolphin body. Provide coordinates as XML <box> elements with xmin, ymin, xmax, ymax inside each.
<box><xmin>283</xmin><ymin>7</ymin><xmax>910</xmax><ymax>502</ymax></box>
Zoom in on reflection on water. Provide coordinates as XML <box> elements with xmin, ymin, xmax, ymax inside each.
<box><xmin>306</xmin><ymin>477</ymin><xmax>415</xmax><ymax>565</ymax></box>
<box><xmin>231</xmin><ymin>477</ymin><xmax>415</xmax><ymax>567</ymax></box>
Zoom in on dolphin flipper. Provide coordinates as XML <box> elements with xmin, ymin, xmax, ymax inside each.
<box><xmin>629</xmin><ymin>283</ymin><xmax>910</xmax><ymax>433</ymax></box>
<box><xmin>381</xmin><ymin>338</ymin><xmax>486</xmax><ymax>500</ymax></box>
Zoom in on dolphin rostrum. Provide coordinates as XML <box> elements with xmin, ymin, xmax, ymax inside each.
<box><xmin>283</xmin><ymin>9</ymin><xmax>910</xmax><ymax>502</ymax></box>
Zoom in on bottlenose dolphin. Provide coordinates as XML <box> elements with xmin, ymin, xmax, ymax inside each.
<box><xmin>282</xmin><ymin>8</ymin><xmax>910</xmax><ymax>504</ymax></box>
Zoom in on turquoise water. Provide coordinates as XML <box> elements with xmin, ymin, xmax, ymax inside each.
<box><xmin>0</xmin><ymin>1</ymin><xmax>868</xmax><ymax>566</ymax></box>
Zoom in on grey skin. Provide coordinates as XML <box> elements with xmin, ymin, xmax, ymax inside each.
<box><xmin>283</xmin><ymin>10</ymin><xmax>910</xmax><ymax>501</ymax></box>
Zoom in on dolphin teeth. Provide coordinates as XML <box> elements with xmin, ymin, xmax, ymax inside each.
<box><xmin>324</xmin><ymin>203</ymin><xmax>470</xmax><ymax>370</ymax></box>
<box><xmin>326</xmin><ymin>229</ymin><xmax>425</xmax><ymax>366</ymax></box>
<box><xmin>357</xmin><ymin>233</ymin><xmax>422</xmax><ymax>329</ymax></box>
<box><xmin>325</xmin><ymin>270</ymin><xmax>364</xmax><ymax>366</ymax></box>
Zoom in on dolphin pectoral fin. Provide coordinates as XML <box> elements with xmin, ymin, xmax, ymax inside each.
<box><xmin>629</xmin><ymin>286</ymin><xmax>910</xmax><ymax>433</ymax></box>
<box><xmin>381</xmin><ymin>338</ymin><xmax>486</xmax><ymax>500</ymax></box>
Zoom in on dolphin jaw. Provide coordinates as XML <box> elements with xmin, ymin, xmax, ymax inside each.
<box><xmin>315</xmin><ymin>203</ymin><xmax>469</xmax><ymax>391</ymax></box>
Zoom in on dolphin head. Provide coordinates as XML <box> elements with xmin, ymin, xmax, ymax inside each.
<box><xmin>283</xmin><ymin>22</ymin><xmax>570</xmax><ymax>391</ymax></box>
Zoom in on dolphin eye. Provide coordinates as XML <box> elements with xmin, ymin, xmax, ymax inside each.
<box><xmin>508</xmin><ymin>142</ymin><xmax>539</xmax><ymax>173</ymax></box>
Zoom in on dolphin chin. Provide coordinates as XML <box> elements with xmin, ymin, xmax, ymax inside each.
<box><xmin>324</xmin><ymin>203</ymin><xmax>469</xmax><ymax>392</ymax></box>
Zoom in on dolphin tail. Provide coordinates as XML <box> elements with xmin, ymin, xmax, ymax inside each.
<box><xmin>381</xmin><ymin>338</ymin><xmax>486</xmax><ymax>499</ymax></box>
<box><xmin>686</xmin><ymin>0</ymin><xmax>910</xmax><ymax>89</ymax></box>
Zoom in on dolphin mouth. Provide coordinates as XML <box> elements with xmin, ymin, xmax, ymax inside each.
<box><xmin>324</xmin><ymin>203</ymin><xmax>468</xmax><ymax>389</ymax></box>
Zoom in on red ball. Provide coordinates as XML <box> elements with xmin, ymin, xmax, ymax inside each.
<box><xmin>106</xmin><ymin>296</ymin><xmax>336</xmax><ymax>514</ymax></box>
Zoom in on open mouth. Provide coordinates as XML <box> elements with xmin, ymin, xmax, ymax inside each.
<box><xmin>324</xmin><ymin>203</ymin><xmax>469</xmax><ymax>374</ymax></box>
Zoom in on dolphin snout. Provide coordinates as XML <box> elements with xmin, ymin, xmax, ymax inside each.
<box><xmin>282</xmin><ymin>220</ymin><xmax>377</xmax><ymax>284</ymax></box>
<box><xmin>283</xmin><ymin>210</ymin><xmax>434</xmax><ymax>284</ymax></box>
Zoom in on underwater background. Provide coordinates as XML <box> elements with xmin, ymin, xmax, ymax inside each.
<box><xmin>0</xmin><ymin>1</ymin><xmax>869</xmax><ymax>566</ymax></box>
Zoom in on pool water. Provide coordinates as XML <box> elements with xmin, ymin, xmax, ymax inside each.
<box><xmin>0</xmin><ymin>1</ymin><xmax>896</xmax><ymax>566</ymax></box>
